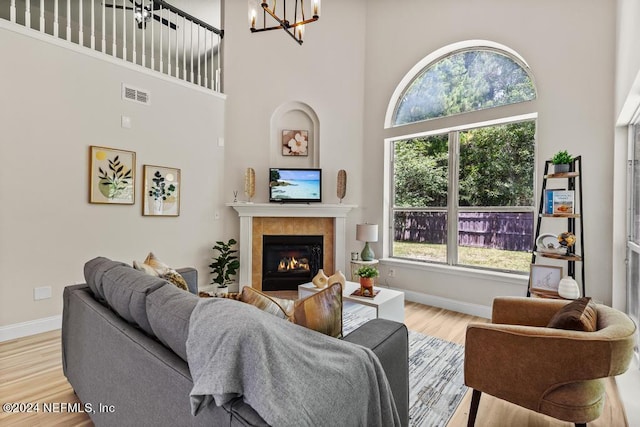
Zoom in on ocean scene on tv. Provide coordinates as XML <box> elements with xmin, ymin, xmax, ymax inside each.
<box><xmin>270</xmin><ymin>169</ymin><xmax>321</xmax><ymax>201</ymax></box>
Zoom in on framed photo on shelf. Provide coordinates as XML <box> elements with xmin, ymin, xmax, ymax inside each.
<box><xmin>529</xmin><ymin>264</ymin><xmax>563</xmax><ymax>296</ymax></box>
<box><xmin>142</xmin><ymin>165</ymin><xmax>180</xmax><ymax>217</ymax></box>
<box><xmin>89</xmin><ymin>146</ymin><xmax>135</xmax><ymax>204</ymax></box>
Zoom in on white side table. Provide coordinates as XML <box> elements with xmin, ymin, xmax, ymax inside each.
<box><xmin>350</xmin><ymin>259</ymin><xmax>379</xmax><ymax>282</ymax></box>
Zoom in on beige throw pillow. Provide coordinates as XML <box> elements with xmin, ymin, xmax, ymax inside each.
<box><xmin>133</xmin><ymin>252</ymin><xmax>188</xmax><ymax>292</ymax></box>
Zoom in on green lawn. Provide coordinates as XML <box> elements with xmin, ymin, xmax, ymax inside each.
<box><xmin>393</xmin><ymin>241</ymin><xmax>531</xmax><ymax>273</ymax></box>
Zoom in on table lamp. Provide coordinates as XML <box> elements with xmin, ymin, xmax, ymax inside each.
<box><xmin>356</xmin><ymin>223</ymin><xmax>378</xmax><ymax>261</ymax></box>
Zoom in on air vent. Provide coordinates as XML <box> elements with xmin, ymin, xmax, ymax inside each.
<box><xmin>122</xmin><ymin>83</ymin><xmax>151</xmax><ymax>106</ymax></box>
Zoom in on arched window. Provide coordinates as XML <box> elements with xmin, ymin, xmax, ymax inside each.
<box><xmin>392</xmin><ymin>48</ymin><xmax>536</xmax><ymax>126</ymax></box>
<box><xmin>387</xmin><ymin>42</ymin><xmax>537</xmax><ymax>273</ymax></box>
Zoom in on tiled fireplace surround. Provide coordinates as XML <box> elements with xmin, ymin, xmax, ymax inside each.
<box><xmin>228</xmin><ymin>203</ymin><xmax>356</xmax><ymax>291</ymax></box>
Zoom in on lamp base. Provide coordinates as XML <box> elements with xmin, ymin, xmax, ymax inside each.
<box><xmin>360</xmin><ymin>242</ymin><xmax>375</xmax><ymax>261</ymax></box>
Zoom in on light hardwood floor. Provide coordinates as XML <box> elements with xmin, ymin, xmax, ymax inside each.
<box><xmin>0</xmin><ymin>298</ymin><xmax>628</xmax><ymax>426</ymax></box>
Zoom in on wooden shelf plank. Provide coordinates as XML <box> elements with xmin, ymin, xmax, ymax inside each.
<box><xmin>544</xmin><ymin>171</ymin><xmax>580</xmax><ymax>179</ymax></box>
<box><xmin>535</xmin><ymin>251</ymin><xmax>582</xmax><ymax>261</ymax></box>
<box><xmin>540</xmin><ymin>213</ymin><xmax>581</xmax><ymax>218</ymax></box>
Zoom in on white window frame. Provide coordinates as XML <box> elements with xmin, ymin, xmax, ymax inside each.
<box><xmin>382</xmin><ymin>41</ymin><xmax>538</xmax><ymax>278</ymax></box>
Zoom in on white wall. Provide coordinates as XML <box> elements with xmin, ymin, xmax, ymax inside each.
<box><xmin>0</xmin><ymin>24</ymin><xmax>226</xmax><ymax>328</ymax></box>
<box><xmin>363</xmin><ymin>0</ymin><xmax>617</xmax><ymax>307</ymax></box>
<box><xmin>221</xmin><ymin>1</ymin><xmax>368</xmax><ymax>257</ymax></box>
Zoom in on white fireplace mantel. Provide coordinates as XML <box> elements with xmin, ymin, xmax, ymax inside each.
<box><xmin>227</xmin><ymin>203</ymin><xmax>357</xmax><ymax>290</ymax></box>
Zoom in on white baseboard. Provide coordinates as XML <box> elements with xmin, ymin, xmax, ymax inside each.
<box><xmin>0</xmin><ymin>315</ymin><xmax>62</xmax><ymax>343</ymax></box>
<box><xmin>394</xmin><ymin>287</ymin><xmax>492</xmax><ymax>319</ymax></box>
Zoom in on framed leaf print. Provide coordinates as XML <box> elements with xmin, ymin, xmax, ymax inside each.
<box><xmin>89</xmin><ymin>146</ymin><xmax>135</xmax><ymax>204</ymax></box>
<box><xmin>143</xmin><ymin>165</ymin><xmax>181</xmax><ymax>216</ymax></box>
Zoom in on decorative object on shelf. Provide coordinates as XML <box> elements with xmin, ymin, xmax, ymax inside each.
<box><xmin>350</xmin><ymin>288</ymin><xmax>380</xmax><ymax>298</ymax></box>
<box><xmin>355</xmin><ymin>265</ymin><xmax>379</xmax><ymax>297</ymax></box>
<box><xmin>351</xmin><ymin>251</ymin><xmax>359</xmax><ymax>261</ymax></box>
<box><xmin>356</xmin><ymin>223</ymin><xmax>378</xmax><ymax>261</ymax></box>
<box><xmin>89</xmin><ymin>145</ymin><xmax>135</xmax><ymax>204</ymax></box>
<box><xmin>312</xmin><ymin>269</ymin><xmax>329</xmax><ymax>288</ymax></box>
<box><xmin>551</xmin><ymin>150</ymin><xmax>573</xmax><ymax>174</ymax></box>
<box><xmin>558</xmin><ymin>276</ymin><xmax>581</xmax><ymax>299</ymax></box>
<box><xmin>327</xmin><ymin>270</ymin><xmax>346</xmax><ymax>287</ymax></box>
<box><xmin>282</xmin><ymin>130</ymin><xmax>309</xmax><ymax>156</ymax></box>
<box><xmin>529</xmin><ymin>264</ymin><xmax>563</xmax><ymax>296</ymax></box>
<box><xmin>558</xmin><ymin>231</ymin><xmax>576</xmax><ymax>247</ymax></box>
<box><xmin>143</xmin><ymin>165</ymin><xmax>180</xmax><ymax>216</ymax></box>
<box><xmin>337</xmin><ymin>169</ymin><xmax>347</xmax><ymax>203</ymax></box>
<box><xmin>248</xmin><ymin>0</ymin><xmax>320</xmax><ymax>45</ymax></box>
<box><xmin>209</xmin><ymin>239</ymin><xmax>240</xmax><ymax>294</ymax></box>
<box><xmin>233</xmin><ymin>190</ymin><xmax>238</xmax><ymax>203</ymax></box>
<box><xmin>245</xmin><ymin>168</ymin><xmax>255</xmax><ymax>202</ymax></box>
<box><xmin>536</xmin><ymin>233</ymin><xmax>567</xmax><ymax>255</ymax></box>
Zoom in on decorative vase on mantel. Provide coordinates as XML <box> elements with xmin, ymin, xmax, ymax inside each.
<box><xmin>312</xmin><ymin>269</ymin><xmax>329</xmax><ymax>288</ymax></box>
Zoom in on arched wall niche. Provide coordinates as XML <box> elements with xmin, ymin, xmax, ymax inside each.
<box><xmin>270</xmin><ymin>101</ymin><xmax>320</xmax><ymax>168</ymax></box>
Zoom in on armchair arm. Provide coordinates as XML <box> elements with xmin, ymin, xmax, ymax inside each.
<box><xmin>491</xmin><ymin>296</ymin><xmax>569</xmax><ymax>326</ymax></box>
<box><xmin>464</xmin><ymin>322</ymin><xmax>618</xmax><ymax>412</ymax></box>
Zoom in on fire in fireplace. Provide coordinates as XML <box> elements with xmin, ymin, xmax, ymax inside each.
<box><xmin>262</xmin><ymin>235</ymin><xmax>323</xmax><ymax>291</ymax></box>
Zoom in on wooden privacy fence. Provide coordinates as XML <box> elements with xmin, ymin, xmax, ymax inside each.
<box><xmin>395</xmin><ymin>211</ymin><xmax>533</xmax><ymax>251</ymax></box>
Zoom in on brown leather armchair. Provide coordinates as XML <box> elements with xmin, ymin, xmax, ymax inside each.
<box><xmin>464</xmin><ymin>297</ymin><xmax>636</xmax><ymax>427</ymax></box>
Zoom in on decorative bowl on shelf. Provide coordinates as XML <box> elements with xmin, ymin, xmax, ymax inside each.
<box><xmin>536</xmin><ymin>233</ymin><xmax>568</xmax><ymax>255</ymax></box>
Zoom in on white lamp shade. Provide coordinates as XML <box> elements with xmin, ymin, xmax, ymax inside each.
<box><xmin>356</xmin><ymin>224</ymin><xmax>378</xmax><ymax>242</ymax></box>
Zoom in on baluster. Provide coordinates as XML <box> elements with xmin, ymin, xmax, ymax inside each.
<box><xmin>39</xmin><ymin>0</ymin><xmax>44</xmax><ymax>32</ymax></box>
<box><xmin>197</xmin><ymin>25</ymin><xmax>201</xmax><ymax>86</ymax></box>
<box><xmin>78</xmin><ymin>0</ymin><xmax>83</xmax><ymax>46</ymax></box>
<box><xmin>204</xmin><ymin>28</ymin><xmax>208</xmax><ymax>89</ymax></box>
<box><xmin>131</xmin><ymin>0</ymin><xmax>136</xmax><ymax>63</ymax></box>
<box><xmin>111</xmin><ymin>0</ymin><xmax>116</xmax><ymax>56</ymax></box>
<box><xmin>159</xmin><ymin>6</ymin><xmax>164</xmax><ymax>74</ymax></box>
<box><xmin>122</xmin><ymin>0</ymin><xmax>127</xmax><ymax>61</ymax></box>
<box><xmin>151</xmin><ymin>4</ymin><xmax>155</xmax><ymax>70</ymax></box>
<box><xmin>101</xmin><ymin>0</ymin><xmax>106</xmax><ymax>53</ymax></box>
<box><xmin>190</xmin><ymin>20</ymin><xmax>194</xmax><ymax>83</ymax></box>
<box><xmin>182</xmin><ymin>15</ymin><xmax>186</xmax><ymax>82</ymax></box>
<box><xmin>53</xmin><ymin>0</ymin><xmax>59</xmax><ymax>37</ymax></box>
<box><xmin>66</xmin><ymin>0</ymin><xmax>71</xmax><ymax>41</ymax></box>
<box><xmin>175</xmin><ymin>20</ymin><xmax>179</xmax><ymax>78</ymax></box>
<box><xmin>141</xmin><ymin>10</ymin><xmax>146</xmax><ymax>68</ymax></box>
<box><xmin>10</xmin><ymin>0</ymin><xmax>16</xmax><ymax>22</ymax></box>
<box><xmin>210</xmin><ymin>32</ymin><xmax>215</xmax><ymax>91</ymax></box>
<box><xmin>216</xmin><ymin>33</ymin><xmax>221</xmax><ymax>92</ymax></box>
<box><xmin>90</xmin><ymin>0</ymin><xmax>95</xmax><ymax>49</ymax></box>
<box><xmin>25</xmin><ymin>0</ymin><xmax>31</xmax><ymax>29</ymax></box>
<box><xmin>168</xmin><ymin>8</ymin><xmax>172</xmax><ymax>76</ymax></box>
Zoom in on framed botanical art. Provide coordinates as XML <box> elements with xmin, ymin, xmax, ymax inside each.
<box><xmin>143</xmin><ymin>165</ymin><xmax>180</xmax><ymax>216</ymax></box>
<box><xmin>282</xmin><ymin>129</ymin><xmax>309</xmax><ymax>156</ymax></box>
<box><xmin>529</xmin><ymin>264</ymin><xmax>563</xmax><ymax>296</ymax></box>
<box><xmin>89</xmin><ymin>146</ymin><xmax>135</xmax><ymax>204</ymax></box>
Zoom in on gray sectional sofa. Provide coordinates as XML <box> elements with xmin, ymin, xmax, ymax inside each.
<box><xmin>61</xmin><ymin>257</ymin><xmax>409</xmax><ymax>426</ymax></box>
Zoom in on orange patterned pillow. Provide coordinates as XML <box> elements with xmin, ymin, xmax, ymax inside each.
<box><xmin>240</xmin><ymin>287</ymin><xmax>294</xmax><ymax>320</ymax></box>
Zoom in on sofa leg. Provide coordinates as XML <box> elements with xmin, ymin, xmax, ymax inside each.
<box><xmin>467</xmin><ymin>389</ymin><xmax>482</xmax><ymax>427</ymax></box>
<box><xmin>575</xmin><ymin>424</ymin><xmax>586</xmax><ymax>427</ymax></box>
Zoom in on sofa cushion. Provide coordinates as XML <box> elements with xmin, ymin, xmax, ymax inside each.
<box><xmin>88</xmin><ymin>260</ymin><xmax>167</xmax><ymax>335</ymax></box>
<box><xmin>547</xmin><ymin>297</ymin><xmax>598</xmax><ymax>332</ymax></box>
<box><xmin>146</xmin><ymin>283</ymin><xmax>199</xmax><ymax>361</ymax></box>
<box><xmin>293</xmin><ymin>283</ymin><xmax>343</xmax><ymax>338</ymax></box>
<box><xmin>84</xmin><ymin>256</ymin><xmax>129</xmax><ymax>301</ymax></box>
<box><xmin>240</xmin><ymin>287</ymin><xmax>294</xmax><ymax>320</ymax></box>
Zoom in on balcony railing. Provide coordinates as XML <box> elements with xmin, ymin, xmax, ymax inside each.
<box><xmin>2</xmin><ymin>0</ymin><xmax>223</xmax><ymax>92</ymax></box>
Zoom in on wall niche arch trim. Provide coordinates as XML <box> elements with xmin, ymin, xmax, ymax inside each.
<box><xmin>270</xmin><ymin>101</ymin><xmax>320</xmax><ymax>168</ymax></box>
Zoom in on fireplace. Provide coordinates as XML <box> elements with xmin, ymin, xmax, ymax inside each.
<box><xmin>262</xmin><ymin>235</ymin><xmax>323</xmax><ymax>291</ymax></box>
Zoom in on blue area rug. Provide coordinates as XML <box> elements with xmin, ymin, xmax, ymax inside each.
<box><xmin>344</xmin><ymin>311</ymin><xmax>467</xmax><ymax>427</ymax></box>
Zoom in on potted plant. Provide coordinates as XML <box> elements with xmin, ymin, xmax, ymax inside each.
<box><xmin>209</xmin><ymin>239</ymin><xmax>240</xmax><ymax>294</ymax></box>
<box><xmin>551</xmin><ymin>150</ymin><xmax>573</xmax><ymax>174</ymax></box>
<box><xmin>355</xmin><ymin>265</ymin><xmax>379</xmax><ymax>296</ymax></box>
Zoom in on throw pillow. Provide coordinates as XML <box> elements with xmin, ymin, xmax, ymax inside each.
<box><xmin>240</xmin><ymin>287</ymin><xmax>294</xmax><ymax>321</ymax></box>
<box><xmin>134</xmin><ymin>252</ymin><xmax>188</xmax><ymax>291</ymax></box>
<box><xmin>547</xmin><ymin>297</ymin><xmax>598</xmax><ymax>332</ymax></box>
<box><xmin>293</xmin><ymin>283</ymin><xmax>343</xmax><ymax>338</ymax></box>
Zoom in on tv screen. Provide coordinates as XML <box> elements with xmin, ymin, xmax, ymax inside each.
<box><xmin>269</xmin><ymin>168</ymin><xmax>322</xmax><ymax>203</ymax></box>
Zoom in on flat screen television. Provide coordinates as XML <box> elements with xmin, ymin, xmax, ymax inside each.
<box><xmin>269</xmin><ymin>168</ymin><xmax>322</xmax><ymax>203</ymax></box>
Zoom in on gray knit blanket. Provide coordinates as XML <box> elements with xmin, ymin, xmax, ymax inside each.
<box><xmin>187</xmin><ymin>298</ymin><xmax>400</xmax><ymax>427</ymax></box>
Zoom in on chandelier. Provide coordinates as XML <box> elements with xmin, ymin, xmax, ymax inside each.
<box><xmin>248</xmin><ymin>0</ymin><xmax>321</xmax><ymax>45</ymax></box>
